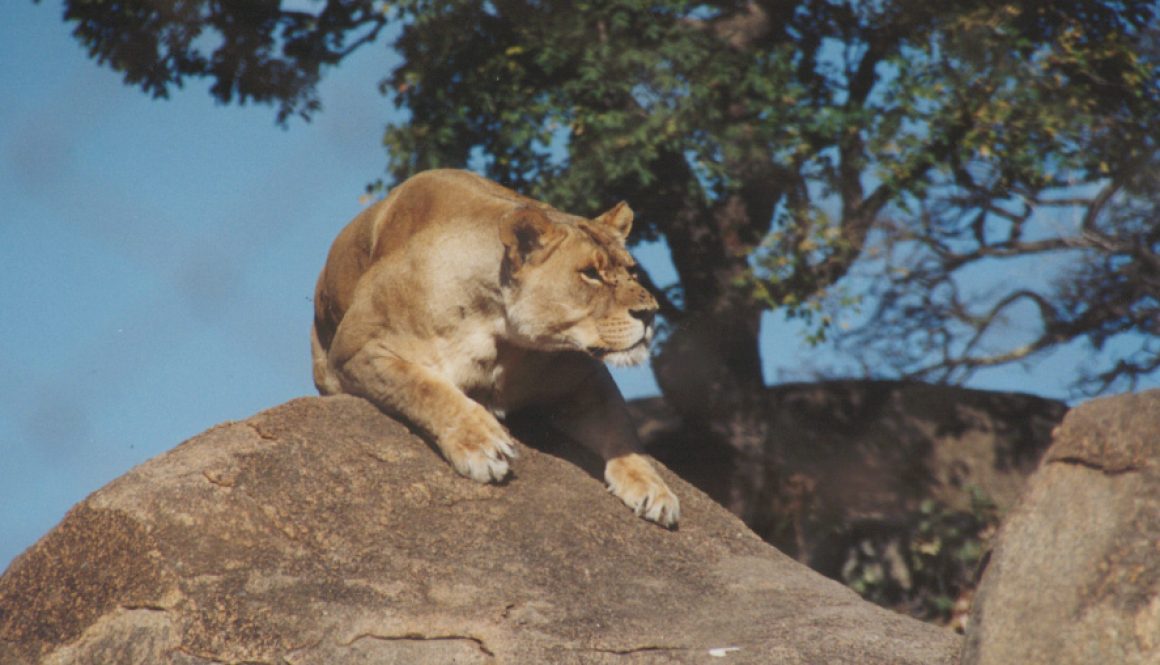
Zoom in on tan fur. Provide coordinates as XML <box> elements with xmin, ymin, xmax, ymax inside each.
<box><xmin>312</xmin><ymin>170</ymin><xmax>679</xmax><ymax>526</ymax></box>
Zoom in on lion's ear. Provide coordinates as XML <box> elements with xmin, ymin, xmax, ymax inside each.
<box><xmin>499</xmin><ymin>207</ymin><xmax>563</xmax><ymax>271</ymax></box>
<box><xmin>594</xmin><ymin>201</ymin><xmax>633</xmax><ymax>242</ymax></box>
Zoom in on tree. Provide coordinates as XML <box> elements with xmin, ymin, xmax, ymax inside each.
<box><xmin>828</xmin><ymin>6</ymin><xmax>1160</xmax><ymax>396</ymax></box>
<box><xmin>59</xmin><ymin>0</ymin><xmax>1159</xmax><ymax>519</ymax></box>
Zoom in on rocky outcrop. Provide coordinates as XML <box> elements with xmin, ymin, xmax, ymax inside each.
<box><xmin>962</xmin><ymin>389</ymin><xmax>1160</xmax><ymax>664</ymax></box>
<box><xmin>631</xmin><ymin>381</ymin><xmax>1066</xmax><ymax>621</ymax></box>
<box><xmin>0</xmin><ymin>396</ymin><xmax>960</xmax><ymax>664</ymax></box>
<box><xmin>631</xmin><ymin>381</ymin><xmax>1065</xmax><ymax>550</ymax></box>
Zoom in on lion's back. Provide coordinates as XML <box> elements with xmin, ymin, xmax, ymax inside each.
<box><xmin>312</xmin><ymin>170</ymin><xmax>528</xmax><ymax>353</ymax></box>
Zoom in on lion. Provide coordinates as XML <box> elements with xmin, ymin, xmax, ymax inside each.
<box><xmin>311</xmin><ymin>169</ymin><xmax>679</xmax><ymax>527</ymax></box>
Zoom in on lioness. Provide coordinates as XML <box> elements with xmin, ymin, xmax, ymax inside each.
<box><xmin>311</xmin><ymin>169</ymin><xmax>679</xmax><ymax>526</ymax></box>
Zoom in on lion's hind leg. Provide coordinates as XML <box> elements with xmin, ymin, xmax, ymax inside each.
<box><xmin>311</xmin><ymin>324</ymin><xmax>344</xmax><ymax>395</ymax></box>
<box><xmin>537</xmin><ymin>355</ymin><xmax>680</xmax><ymax>528</ymax></box>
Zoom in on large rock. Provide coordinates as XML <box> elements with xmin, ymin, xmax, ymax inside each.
<box><xmin>0</xmin><ymin>396</ymin><xmax>960</xmax><ymax>664</ymax></box>
<box><xmin>961</xmin><ymin>389</ymin><xmax>1160</xmax><ymax>664</ymax></box>
<box><xmin>631</xmin><ymin>381</ymin><xmax>1065</xmax><ymax>551</ymax></box>
<box><xmin>631</xmin><ymin>381</ymin><xmax>1065</xmax><ymax>622</ymax></box>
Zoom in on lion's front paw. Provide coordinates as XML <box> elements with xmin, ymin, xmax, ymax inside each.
<box><xmin>605</xmin><ymin>454</ymin><xmax>680</xmax><ymax>527</ymax></box>
<box><xmin>440</xmin><ymin>407</ymin><xmax>518</xmax><ymax>483</ymax></box>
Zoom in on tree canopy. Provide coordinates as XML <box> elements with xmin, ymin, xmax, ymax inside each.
<box><xmin>60</xmin><ymin>0</ymin><xmax>1159</xmax><ymax>403</ymax></box>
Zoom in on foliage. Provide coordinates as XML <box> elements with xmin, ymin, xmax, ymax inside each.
<box><xmin>54</xmin><ymin>0</ymin><xmax>1160</xmax><ymax>397</ymax></box>
<box><xmin>838</xmin><ymin>487</ymin><xmax>1000</xmax><ymax>625</ymax></box>
<box><xmin>58</xmin><ymin>0</ymin><xmax>389</xmax><ymax>123</ymax></box>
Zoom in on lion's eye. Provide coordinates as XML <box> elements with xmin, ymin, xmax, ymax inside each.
<box><xmin>579</xmin><ymin>266</ymin><xmax>603</xmax><ymax>283</ymax></box>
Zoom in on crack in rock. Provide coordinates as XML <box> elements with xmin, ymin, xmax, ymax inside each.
<box><xmin>1049</xmin><ymin>455</ymin><xmax>1142</xmax><ymax>476</ymax></box>
<box><xmin>118</xmin><ymin>602</ymin><xmax>170</xmax><ymax>613</ymax></box>
<box><xmin>245</xmin><ymin>421</ymin><xmax>280</xmax><ymax>441</ymax></box>
<box><xmin>343</xmin><ymin>632</ymin><xmax>495</xmax><ymax>658</ymax></box>
<box><xmin>570</xmin><ymin>644</ymin><xmax>689</xmax><ymax>656</ymax></box>
<box><xmin>201</xmin><ymin>468</ymin><xmax>237</xmax><ymax>488</ymax></box>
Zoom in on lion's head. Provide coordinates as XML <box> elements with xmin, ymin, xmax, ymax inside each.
<box><xmin>499</xmin><ymin>202</ymin><xmax>659</xmax><ymax>366</ymax></box>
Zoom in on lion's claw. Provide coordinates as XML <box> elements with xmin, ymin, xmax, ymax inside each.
<box><xmin>605</xmin><ymin>454</ymin><xmax>680</xmax><ymax>527</ymax></box>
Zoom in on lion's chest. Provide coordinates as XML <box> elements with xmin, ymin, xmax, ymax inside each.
<box><xmin>428</xmin><ymin>323</ymin><xmax>507</xmax><ymax>411</ymax></box>
<box><xmin>436</xmin><ymin>332</ymin><xmax>552</xmax><ymax>417</ymax></box>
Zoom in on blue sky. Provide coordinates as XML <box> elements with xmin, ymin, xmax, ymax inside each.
<box><xmin>2</xmin><ymin>3</ymin><xmax>1153</xmax><ymax>571</ymax></box>
<box><xmin>2</xmin><ymin>2</ymin><xmax>400</xmax><ymax>568</ymax></box>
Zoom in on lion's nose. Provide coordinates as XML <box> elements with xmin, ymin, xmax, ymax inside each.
<box><xmin>630</xmin><ymin>308</ymin><xmax>655</xmax><ymax>329</ymax></box>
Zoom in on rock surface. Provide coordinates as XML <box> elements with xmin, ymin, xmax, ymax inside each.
<box><xmin>961</xmin><ymin>389</ymin><xmax>1160</xmax><ymax>665</ymax></box>
<box><xmin>0</xmin><ymin>396</ymin><xmax>961</xmax><ymax>664</ymax></box>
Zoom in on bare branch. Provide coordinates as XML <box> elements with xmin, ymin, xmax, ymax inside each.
<box><xmin>1080</xmin><ymin>180</ymin><xmax>1122</xmax><ymax>237</ymax></box>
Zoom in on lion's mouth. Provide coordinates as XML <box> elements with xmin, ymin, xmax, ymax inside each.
<box><xmin>588</xmin><ymin>337</ymin><xmax>645</xmax><ymax>355</ymax></box>
<box><xmin>588</xmin><ymin>337</ymin><xmax>651</xmax><ymax>367</ymax></box>
<box><xmin>587</xmin><ymin>345</ymin><xmax>612</xmax><ymax>359</ymax></box>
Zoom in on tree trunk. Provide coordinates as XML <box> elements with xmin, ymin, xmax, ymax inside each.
<box><xmin>638</xmin><ymin>150</ymin><xmax>785</xmax><ymax>525</ymax></box>
<box><xmin>652</xmin><ymin>307</ymin><xmax>777</xmax><ymax>526</ymax></box>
